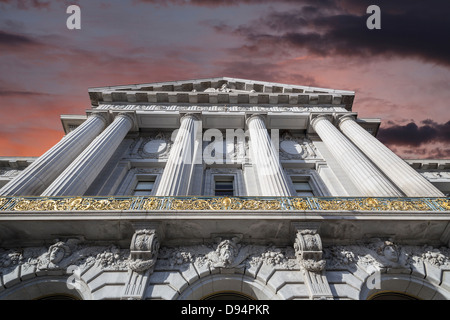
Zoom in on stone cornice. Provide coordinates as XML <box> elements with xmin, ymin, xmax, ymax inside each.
<box><xmin>88</xmin><ymin>77</ymin><xmax>355</xmax><ymax>110</ymax></box>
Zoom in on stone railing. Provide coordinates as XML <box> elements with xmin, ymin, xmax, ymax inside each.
<box><xmin>0</xmin><ymin>196</ymin><xmax>449</xmax><ymax>212</ymax></box>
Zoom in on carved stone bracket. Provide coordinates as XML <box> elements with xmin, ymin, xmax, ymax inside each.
<box><xmin>128</xmin><ymin>222</ymin><xmax>162</xmax><ymax>273</ymax></box>
<box><xmin>122</xmin><ymin>222</ymin><xmax>163</xmax><ymax>300</ymax></box>
<box><xmin>293</xmin><ymin>223</ymin><xmax>326</xmax><ymax>273</ymax></box>
<box><xmin>292</xmin><ymin>222</ymin><xmax>333</xmax><ymax>299</ymax></box>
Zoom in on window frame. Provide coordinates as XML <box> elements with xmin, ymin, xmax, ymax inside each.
<box><xmin>132</xmin><ymin>178</ymin><xmax>157</xmax><ymax>196</ymax></box>
<box><xmin>213</xmin><ymin>176</ymin><xmax>235</xmax><ymax>197</ymax></box>
<box><xmin>289</xmin><ymin>173</ymin><xmax>325</xmax><ymax>197</ymax></box>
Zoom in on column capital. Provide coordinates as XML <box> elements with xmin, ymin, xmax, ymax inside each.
<box><xmin>180</xmin><ymin>112</ymin><xmax>201</xmax><ymax>123</ymax></box>
<box><xmin>309</xmin><ymin>113</ymin><xmax>333</xmax><ymax>130</ymax></box>
<box><xmin>114</xmin><ymin>111</ymin><xmax>138</xmax><ymax>131</ymax></box>
<box><xmin>335</xmin><ymin>113</ymin><xmax>357</xmax><ymax>126</ymax></box>
<box><xmin>245</xmin><ymin>113</ymin><xmax>267</xmax><ymax>126</ymax></box>
<box><xmin>85</xmin><ymin>110</ymin><xmax>110</xmax><ymax>126</ymax></box>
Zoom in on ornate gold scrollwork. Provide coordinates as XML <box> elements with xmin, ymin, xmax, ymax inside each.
<box><xmin>2</xmin><ymin>196</ymin><xmax>448</xmax><ymax>212</ymax></box>
<box><xmin>11</xmin><ymin>197</ymin><xmax>132</xmax><ymax>211</ymax></box>
<box><xmin>0</xmin><ymin>197</ymin><xmax>7</xmax><ymax>208</ymax></box>
<box><xmin>291</xmin><ymin>198</ymin><xmax>310</xmax><ymax>210</ymax></box>
<box><xmin>142</xmin><ymin>197</ymin><xmax>161</xmax><ymax>211</ymax></box>
<box><xmin>436</xmin><ymin>198</ymin><xmax>450</xmax><ymax>211</ymax></box>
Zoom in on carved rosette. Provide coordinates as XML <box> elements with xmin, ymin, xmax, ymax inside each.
<box><xmin>294</xmin><ymin>229</ymin><xmax>326</xmax><ymax>273</ymax></box>
<box><xmin>128</xmin><ymin>229</ymin><xmax>160</xmax><ymax>273</ymax></box>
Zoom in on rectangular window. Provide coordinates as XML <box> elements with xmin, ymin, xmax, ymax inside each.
<box><xmin>214</xmin><ymin>177</ymin><xmax>234</xmax><ymax>196</ymax></box>
<box><xmin>291</xmin><ymin>178</ymin><xmax>314</xmax><ymax>197</ymax></box>
<box><xmin>133</xmin><ymin>179</ymin><xmax>155</xmax><ymax>196</ymax></box>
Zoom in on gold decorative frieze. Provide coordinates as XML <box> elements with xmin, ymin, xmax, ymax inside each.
<box><xmin>8</xmin><ymin>197</ymin><xmax>133</xmax><ymax>212</ymax></box>
<box><xmin>0</xmin><ymin>196</ymin><xmax>448</xmax><ymax>212</ymax></box>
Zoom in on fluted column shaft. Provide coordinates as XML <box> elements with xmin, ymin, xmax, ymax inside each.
<box><xmin>155</xmin><ymin>114</ymin><xmax>200</xmax><ymax>196</ymax></box>
<box><xmin>339</xmin><ymin>116</ymin><xmax>444</xmax><ymax>197</ymax></box>
<box><xmin>312</xmin><ymin>115</ymin><xmax>403</xmax><ymax>197</ymax></box>
<box><xmin>0</xmin><ymin>113</ymin><xmax>107</xmax><ymax>196</ymax></box>
<box><xmin>41</xmin><ymin>113</ymin><xmax>133</xmax><ymax>196</ymax></box>
<box><xmin>247</xmin><ymin>114</ymin><xmax>292</xmax><ymax>197</ymax></box>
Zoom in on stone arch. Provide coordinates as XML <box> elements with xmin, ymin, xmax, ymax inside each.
<box><xmin>0</xmin><ymin>275</ymin><xmax>92</xmax><ymax>300</ymax></box>
<box><xmin>359</xmin><ymin>273</ymin><xmax>450</xmax><ymax>300</ymax></box>
<box><xmin>177</xmin><ymin>273</ymin><xmax>281</xmax><ymax>300</ymax></box>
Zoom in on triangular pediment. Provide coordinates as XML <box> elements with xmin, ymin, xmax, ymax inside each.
<box><xmin>88</xmin><ymin>77</ymin><xmax>355</xmax><ymax>110</ymax></box>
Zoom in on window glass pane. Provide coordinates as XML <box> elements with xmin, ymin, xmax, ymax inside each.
<box><xmin>135</xmin><ymin>181</ymin><xmax>155</xmax><ymax>190</ymax></box>
<box><xmin>291</xmin><ymin>177</ymin><xmax>315</xmax><ymax>196</ymax></box>
<box><xmin>215</xmin><ymin>178</ymin><xmax>234</xmax><ymax>196</ymax></box>
<box><xmin>215</xmin><ymin>190</ymin><xmax>234</xmax><ymax>196</ymax></box>
<box><xmin>215</xmin><ymin>181</ymin><xmax>234</xmax><ymax>190</ymax></box>
<box><xmin>293</xmin><ymin>182</ymin><xmax>312</xmax><ymax>191</ymax></box>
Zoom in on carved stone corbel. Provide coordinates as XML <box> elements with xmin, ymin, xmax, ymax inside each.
<box><xmin>128</xmin><ymin>223</ymin><xmax>161</xmax><ymax>273</ymax></box>
<box><xmin>292</xmin><ymin>222</ymin><xmax>333</xmax><ymax>300</ymax></box>
<box><xmin>293</xmin><ymin>224</ymin><xmax>326</xmax><ymax>273</ymax></box>
<box><xmin>122</xmin><ymin>223</ymin><xmax>163</xmax><ymax>300</ymax></box>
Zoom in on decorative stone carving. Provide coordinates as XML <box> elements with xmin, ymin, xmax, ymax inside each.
<box><xmin>421</xmin><ymin>171</ymin><xmax>450</xmax><ymax>180</ymax></box>
<box><xmin>98</xmin><ymin>104</ymin><xmax>347</xmax><ymax>113</ymax></box>
<box><xmin>46</xmin><ymin>240</ymin><xmax>74</xmax><ymax>269</ymax></box>
<box><xmin>293</xmin><ymin>228</ymin><xmax>326</xmax><ymax>273</ymax></box>
<box><xmin>138</xmin><ymin>132</ymin><xmax>172</xmax><ymax>159</ymax></box>
<box><xmin>204</xmin><ymin>84</ymin><xmax>255</xmax><ymax>94</ymax></box>
<box><xmin>205</xmin><ymin>237</ymin><xmax>250</xmax><ymax>268</ymax></box>
<box><xmin>0</xmin><ymin>169</ymin><xmax>22</xmax><ymax>178</ymax></box>
<box><xmin>0</xmin><ymin>240</ymin><xmax>129</xmax><ymax>277</ymax></box>
<box><xmin>158</xmin><ymin>242</ymin><xmax>299</xmax><ymax>270</ymax></box>
<box><xmin>279</xmin><ymin>132</ymin><xmax>319</xmax><ymax>160</ymax></box>
<box><xmin>323</xmin><ymin>239</ymin><xmax>450</xmax><ymax>272</ymax></box>
<box><xmin>0</xmin><ymin>251</ymin><xmax>22</xmax><ymax>269</ymax></box>
<box><xmin>128</xmin><ymin>229</ymin><xmax>160</xmax><ymax>273</ymax></box>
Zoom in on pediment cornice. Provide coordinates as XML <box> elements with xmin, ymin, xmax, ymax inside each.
<box><xmin>88</xmin><ymin>77</ymin><xmax>355</xmax><ymax>110</ymax></box>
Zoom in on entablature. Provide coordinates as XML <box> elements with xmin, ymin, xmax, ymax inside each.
<box><xmin>62</xmin><ymin>105</ymin><xmax>381</xmax><ymax>135</ymax></box>
<box><xmin>88</xmin><ymin>77</ymin><xmax>355</xmax><ymax>110</ymax></box>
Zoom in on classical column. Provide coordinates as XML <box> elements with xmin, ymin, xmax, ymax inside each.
<box><xmin>155</xmin><ymin>113</ymin><xmax>201</xmax><ymax>196</ymax></box>
<box><xmin>0</xmin><ymin>113</ymin><xmax>107</xmax><ymax>196</ymax></box>
<box><xmin>311</xmin><ymin>115</ymin><xmax>403</xmax><ymax>197</ymax></box>
<box><xmin>247</xmin><ymin>114</ymin><xmax>292</xmax><ymax>197</ymax></box>
<box><xmin>41</xmin><ymin>113</ymin><xmax>134</xmax><ymax>196</ymax></box>
<box><xmin>338</xmin><ymin>115</ymin><xmax>444</xmax><ymax>197</ymax></box>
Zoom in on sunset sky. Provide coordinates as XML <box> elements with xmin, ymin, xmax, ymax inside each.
<box><xmin>0</xmin><ymin>0</ymin><xmax>449</xmax><ymax>159</ymax></box>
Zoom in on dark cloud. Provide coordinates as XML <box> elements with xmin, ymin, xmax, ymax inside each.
<box><xmin>217</xmin><ymin>59</ymin><xmax>317</xmax><ymax>86</ymax></box>
<box><xmin>205</xmin><ymin>0</ymin><xmax>450</xmax><ymax>67</ymax></box>
<box><xmin>0</xmin><ymin>30</ymin><xmax>40</xmax><ymax>47</ymax></box>
<box><xmin>137</xmin><ymin>0</ymin><xmax>289</xmax><ymax>6</ymax></box>
<box><xmin>377</xmin><ymin>120</ymin><xmax>450</xmax><ymax>147</ymax></box>
<box><xmin>0</xmin><ymin>89</ymin><xmax>50</xmax><ymax>96</ymax></box>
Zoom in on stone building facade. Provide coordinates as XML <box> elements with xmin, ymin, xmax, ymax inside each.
<box><xmin>0</xmin><ymin>77</ymin><xmax>449</xmax><ymax>300</ymax></box>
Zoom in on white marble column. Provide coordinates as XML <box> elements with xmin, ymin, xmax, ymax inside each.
<box><xmin>41</xmin><ymin>113</ymin><xmax>134</xmax><ymax>196</ymax></box>
<box><xmin>247</xmin><ymin>114</ymin><xmax>292</xmax><ymax>197</ymax></box>
<box><xmin>0</xmin><ymin>113</ymin><xmax>107</xmax><ymax>196</ymax></box>
<box><xmin>311</xmin><ymin>115</ymin><xmax>403</xmax><ymax>197</ymax></box>
<box><xmin>155</xmin><ymin>114</ymin><xmax>201</xmax><ymax>196</ymax></box>
<box><xmin>338</xmin><ymin>116</ymin><xmax>444</xmax><ymax>197</ymax></box>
